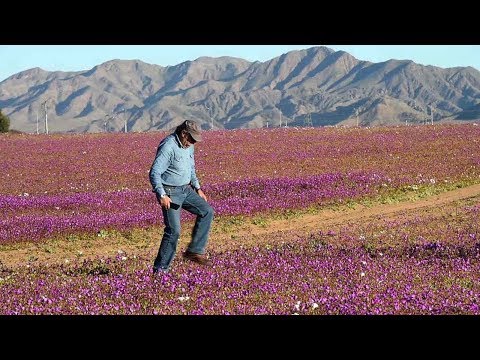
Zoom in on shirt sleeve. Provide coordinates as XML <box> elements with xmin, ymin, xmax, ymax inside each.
<box><xmin>190</xmin><ymin>146</ymin><xmax>201</xmax><ymax>190</ymax></box>
<box><xmin>149</xmin><ymin>141</ymin><xmax>173</xmax><ymax>196</ymax></box>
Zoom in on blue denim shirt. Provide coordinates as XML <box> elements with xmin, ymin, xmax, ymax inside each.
<box><xmin>149</xmin><ymin>133</ymin><xmax>200</xmax><ymax>197</ymax></box>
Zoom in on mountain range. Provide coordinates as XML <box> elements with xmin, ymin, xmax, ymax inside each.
<box><xmin>1</xmin><ymin>46</ymin><xmax>479</xmax><ymax>133</ymax></box>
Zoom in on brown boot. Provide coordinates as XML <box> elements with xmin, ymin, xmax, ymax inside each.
<box><xmin>183</xmin><ymin>250</ymin><xmax>212</xmax><ymax>266</ymax></box>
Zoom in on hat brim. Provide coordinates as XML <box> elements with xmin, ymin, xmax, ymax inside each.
<box><xmin>189</xmin><ymin>132</ymin><xmax>202</xmax><ymax>142</ymax></box>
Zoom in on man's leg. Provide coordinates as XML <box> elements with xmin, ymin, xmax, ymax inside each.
<box><xmin>153</xmin><ymin>204</ymin><xmax>182</xmax><ymax>271</ymax></box>
<box><xmin>182</xmin><ymin>187</ymin><xmax>214</xmax><ymax>254</ymax></box>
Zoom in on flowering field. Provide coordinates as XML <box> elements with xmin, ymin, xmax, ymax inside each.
<box><xmin>1</xmin><ymin>124</ymin><xmax>480</xmax><ymax>314</ymax></box>
<box><xmin>0</xmin><ymin>192</ymin><xmax>479</xmax><ymax>315</ymax></box>
<box><xmin>1</xmin><ymin>124</ymin><xmax>479</xmax><ymax>244</ymax></box>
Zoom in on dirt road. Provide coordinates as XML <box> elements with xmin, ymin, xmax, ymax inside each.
<box><xmin>217</xmin><ymin>183</ymin><xmax>480</xmax><ymax>240</ymax></box>
<box><xmin>2</xmin><ymin>183</ymin><xmax>480</xmax><ymax>268</ymax></box>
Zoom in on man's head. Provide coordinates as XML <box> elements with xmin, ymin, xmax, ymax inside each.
<box><xmin>184</xmin><ymin>120</ymin><xmax>202</xmax><ymax>142</ymax></box>
<box><xmin>176</xmin><ymin>120</ymin><xmax>202</xmax><ymax>147</ymax></box>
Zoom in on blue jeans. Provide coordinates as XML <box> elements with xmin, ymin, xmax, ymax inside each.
<box><xmin>153</xmin><ymin>184</ymin><xmax>214</xmax><ymax>271</ymax></box>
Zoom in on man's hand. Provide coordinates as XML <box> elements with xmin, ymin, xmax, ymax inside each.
<box><xmin>197</xmin><ymin>189</ymin><xmax>208</xmax><ymax>201</ymax></box>
<box><xmin>158</xmin><ymin>194</ymin><xmax>172</xmax><ymax>209</ymax></box>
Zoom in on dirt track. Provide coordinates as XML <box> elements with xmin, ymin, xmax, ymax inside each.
<box><xmin>1</xmin><ymin>183</ymin><xmax>480</xmax><ymax>268</ymax></box>
<box><xmin>216</xmin><ymin>183</ymin><xmax>480</xmax><ymax>240</ymax></box>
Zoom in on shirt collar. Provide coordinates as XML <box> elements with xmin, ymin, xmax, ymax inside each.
<box><xmin>174</xmin><ymin>133</ymin><xmax>188</xmax><ymax>149</ymax></box>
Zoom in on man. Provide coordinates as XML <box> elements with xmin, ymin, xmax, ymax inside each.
<box><xmin>149</xmin><ymin>119</ymin><xmax>214</xmax><ymax>273</ymax></box>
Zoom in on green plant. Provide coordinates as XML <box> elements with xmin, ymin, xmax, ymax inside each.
<box><xmin>28</xmin><ymin>255</ymin><xmax>38</xmax><ymax>262</ymax></box>
<box><xmin>457</xmin><ymin>278</ymin><xmax>474</xmax><ymax>290</ymax></box>
<box><xmin>252</xmin><ymin>216</ymin><xmax>269</xmax><ymax>227</ymax></box>
<box><xmin>362</xmin><ymin>241</ymin><xmax>377</xmax><ymax>256</ymax></box>
<box><xmin>0</xmin><ymin>109</ymin><xmax>10</xmax><ymax>133</ymax></box>
<box><xmin>97</xmin><ymin>229</ymin><xmax>109</xmax><ymax>238</ymax></box>
<box><xmin>67</xmin><ymin>234</ymin><xmax>79</xmax><ymax>242</ymax></box>
<box><xmin>226</xmin><ymin>216</ymin><xmax>245</xmax><ymax>226</ymax></box>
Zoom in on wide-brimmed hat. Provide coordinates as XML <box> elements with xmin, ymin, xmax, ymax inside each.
<box><xmin>184</xmin><ymin>120</ymin><xmax>202</xmax><ymax>142</ymax></box>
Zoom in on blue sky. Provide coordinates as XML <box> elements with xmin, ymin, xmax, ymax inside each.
<box><xmin>1</xmin><ymin>45</ymin><xmax>479</xmax><ymax>83</ymax></box>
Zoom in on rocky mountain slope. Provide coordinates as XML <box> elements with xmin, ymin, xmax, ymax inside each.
<box><xmin>1</xmin><ymin>46</ymin><xmax>479</xmax><ymax>133</ymax></box>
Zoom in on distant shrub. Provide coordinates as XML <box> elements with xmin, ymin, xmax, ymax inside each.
<box><xmin>0</xmin><ymin>109</ymin><xmax>10</xmax><ymax>133</ymax></box>
<box><xmin>8</xmin><ymin>129</ymin><xmax>23</xmax><ymax>134</ymax></box>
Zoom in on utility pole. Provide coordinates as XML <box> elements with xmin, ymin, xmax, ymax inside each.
<box><xmin>36</xmin><ymin>107</ymin><xmax>39</xmax><ymax>134</ymax></box>
<box><xmin>304</xmin><ymin>113</ymin><xmax>312</xmax><ymax>127</ymax></box>
<box><xmin>409</xmin><ymin>100</ymin><xmax>417</xmax><ymax>126</ymax></box>
<box><xmin>423</xmin><ymin>106</ymin><xmax>427</xmax><ymax>125</ymax></box>
<box><xmin>42</xmin><ymin>99</ymin><xmax>50</xmax><ymax>134</ymax></box>
<box><xmin>44</xmin><ymin>102</ymin><xmax>48</xmax><ymax>134</ymax></box>
<box><xmin>104</xmin><ymin>111</ymin><xmax>119</xmax><ymax>132</ymax></box>
<box><xmin>104</xmin><ymin>115</ymin><xmax>109</xmax><ymax>132</ymax></box>
<box><xmin>205</xmin><ymin>104</ymin><xmax>213</xmax><ymax>129</ymax></box>
<box><xmin>430</xmin><ymin>105</ymin><xmax>434</xmax><ymax>125</ymax></box>
<box><xmin>121</xmin><ymin>108</ymin><xmax>127</xmax><ymax>133</ymax></box>
<box><xmin>279</xmin><ymin>111</ymin><xmax>282</xmax><ymax>127</ymax></box>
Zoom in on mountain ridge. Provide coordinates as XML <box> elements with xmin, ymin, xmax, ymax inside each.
<box><xmin>1</xmin><ymin>46</ymin><xmax>479</xmax><ymax>133</ymax></box>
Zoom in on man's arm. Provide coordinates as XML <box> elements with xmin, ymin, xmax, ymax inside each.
<box><xmin>149</xmin><ymin>142</ymin><xmax>172</xmax><ymax>197</ymax></box>
<box><xmin>190</xmin><ymin>146</ymin><xmax>201</xmax><ymax>191</ymax></box>
<box><xmin>189</xmin><ymin>146</ymin><xmax>207</xmax><ymax>201</ymax></box>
